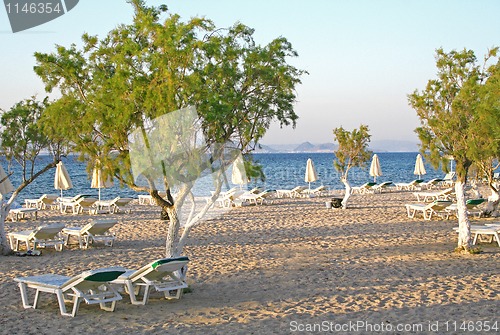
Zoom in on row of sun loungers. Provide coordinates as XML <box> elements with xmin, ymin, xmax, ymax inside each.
<box><xmin>14</xmin><ymin>256</ymin><xmax>189</xmax><ymax>316</ymax></box>
<box><xmin>8</xmin><ymin>219</ymin><xmax>118</xmax><ymax>252</ymax></box>
<box><xmin>405</xmin><ymin>198</ymin><xmax>487</xmax><ymax>220</ymax></box>
<box><xmin>16</xmin><ymin>194</ymin><xmax>134</xmax><ymax>220</ymax></box>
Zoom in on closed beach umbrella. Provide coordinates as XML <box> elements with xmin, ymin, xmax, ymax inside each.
<box><xmin>54</xmin><ymin>161</ymin><xmax>73</xmax><ymax>198</ymax></box>
<box><xmin>231</xmin><ymin>155</ymin><xmax>248</xmax><ymax>189</ymax></box>
<box><xmin>304</xmin><ymin>158</ymin><xmax>318</xmax><ymax>191</ymax></box>
<box><xmin>369</xmin><ymin>154</ymin><xmax>382</xmax><ymax>182</ymax></box>
<box><xmin>413</xmin><ymin>154</ymin><xmax>426</xmax><ymax>179</ymax></box>
<box><xmin>0</xmin><ymin>164</ymin><xmax>14</xmax><ymax>196</ymax></box>
<box><xmin>91</xmin><ymin>164</ymin><xmax>113</xmax><ymax>202</ymax></box>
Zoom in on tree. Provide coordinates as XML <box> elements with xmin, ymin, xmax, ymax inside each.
<box><xmin>470</xmin><ymin>59</ymin><xmax>500</xmax><ymax>216</ymax></box>
<box><xmin>35</xmin><ymin>1</ymin><xmax>305</xmax><ymax>257</ymax></box>
<box><xmin>408</xmin><ymin>47</ymin><xmax>500</xmax><ymax>252</ymax></box>
<box><xmin>332</xmin><ymin>125</ymin><xmax>372</xmax><ymax>209</ymax></box>
<box><xmin>0</xmin><ymin>97</ymin><xmax>68</xmax><ymax>255</ymax></box>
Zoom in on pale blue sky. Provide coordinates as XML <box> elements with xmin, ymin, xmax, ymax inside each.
<box><xmin>1</xmin><ymin>0</ymin><xmax>499</xmax><ymax>145</ymax></box>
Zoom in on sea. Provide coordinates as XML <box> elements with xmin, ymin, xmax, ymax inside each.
<box><xmin>2</xmin><ymin>152</ymin><xmax>449</xmax><ymax>204</ymax></box>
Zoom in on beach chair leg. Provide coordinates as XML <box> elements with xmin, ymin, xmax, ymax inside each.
<box><xmin>473</xmin><ymin>233</ymin><xmax>479</xmax><ymax>245</ymax></box>
<box><xmin>18</xmin><ymin>283</ymin><xmax>35</xmax><ymax>309</ymax></box>
<box><xmin>55</xmin><ymin>290</ymin><xmax>74</xmax><ymax>316</ymax></box>
<box><xmin>494</xmin><ymin>233</ymin><xmax>500</xmax><ymax>247</ymax></box>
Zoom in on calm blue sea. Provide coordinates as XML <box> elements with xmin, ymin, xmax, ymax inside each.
<box><xmin>2</xmin><ymin>152</ymin><xmax>449</xmax><ymax>204</ymax></box>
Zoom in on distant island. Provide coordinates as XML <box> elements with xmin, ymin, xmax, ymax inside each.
<box><xmin>254</xmin><ymin>140</ymin><xmax>419</xmax><ymax>153</ymax></box>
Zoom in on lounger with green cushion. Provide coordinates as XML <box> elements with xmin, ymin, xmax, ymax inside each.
<box><xmin>62</xmin><ymin>219</ymin><xmax>117</xmax><ymax>249</ymax></box>
<box><xmin>8</xmin><ymin>224</ymin><xmax>65</xmax><ymax>251</ymax></box>
<box><xmin>372</xmin><ymin>181</ymin><xmax>393</xmax><ymax>193</ymax></box>
<box><xmin>351</xmin><ymin>182</ymin><xmax>377</xmax><ymax>194</ymax></box>
<box><xmin>446</xmin><ymin>198</ymin><xmax>486</xmax><ymax>218</ymax></box>
<box><xmin>15</xmin><ymin>267</ymin><xmax>126</xmax><ymax>317</ymax></box>
<box><xmin>395</xmin><ymin>179</ymin><xmax>424</xmax><ymax>191</ymax></box>
<box><xmin>420</xmin><ymin>178</ymin><xmax>443</xmax><ymax>189</ymax></box>
<box><xmin>405</xmin><ymin>200</ymin><xmax>452</xmax><ymax>220</ymax></box>
<box><xmin>112</xmin><ymin>256</ymin><xmax>189</xmax><ymax>305</ymax></box>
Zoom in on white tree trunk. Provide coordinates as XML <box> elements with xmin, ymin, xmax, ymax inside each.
<box><xmin>341</xmin><ymin>178</ymin><xmax>351</xmax><ymax>209</ymax></box>
<box><xmin>455</xmin><ymin>181</ymin><xmax>472</xmax><ymax>250</ymax></box>
<box><xmin>165</xmin><ymin>207</ymin><xmax>180</xmax><ymax>258</ymax></box>
<box><xmin>0</xmin><ymin>196</ymin><xmax>13</xmax><ymax>255</ymax></box>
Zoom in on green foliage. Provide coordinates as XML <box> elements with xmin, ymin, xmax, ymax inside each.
<box><xmin>332</xmin><ymin>125</ymin><xmax>372</xmax><ymax>180</ymax></box>
<box><xmin>34</xmin><ymin>1</ymin><xmax>305</xmax><ymax>192</ymax></box>
<box><xmin>0</xmin><ymin>98</ymin><xmax>48</xmax><ymax>180</ymax></box>
<box><xmin>408</xmin><ymin>47</ymin><xmax>500</xmax><ymax>183</ymax></box>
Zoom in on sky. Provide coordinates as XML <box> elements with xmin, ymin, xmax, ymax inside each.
<box><xmin>1</xmin><ymin>0</ymin><xmax>499</xmax><ymax>145</ymax></box>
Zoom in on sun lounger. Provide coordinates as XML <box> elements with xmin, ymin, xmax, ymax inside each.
<box><xmin>405</xmin><ymin>200</ymin><xmax>452</xmax><ymax>220</ymax></box>
<box><xmin>302</xmin><ymin>185</ymin><xmax>329</xmax><ymax>196</ymax></box>
<box><xmin>60</xmin><ymin>197</ymin><xmax>98</xmax><ymax>214</ymax></box>
<box><xmin>240</xmin><ymin>190</ymin><xmax>275</xmax><ymax>205</ymax></box>
<box><xmin>14</xmin><ymin>267</ymin><xmax>126</xmax><ymax>317</ymax></box>
<box><xmin>112</xmin><ymin>256</ymin><xmax>189</xmax><ymax>305</ymax></box>
<box><xmin>419</xmin><ymin>178</ymin><xmax>443</xmax><ymax>190</ymax></box>
<box><xmin>25</xmin><ymin>194</ymin><xmax>59</xmax><ymax>210</ymax></box>
<box><xmin>446</xmin><ymin>198</ymin><xmax>486</xmax><ymax>218</ymax></box>
<box><xmin>453</xmin><ymin>224</ymin><xmax>500</xmax><ymax>247</ymax></box>
<box><xmin>440</xmin><ymin>172</ymin><xmax>456</xmax><ymax>186</ymax></box>
<box><xmin>276</xmin><ymin>186</ymin><xmax>307</xmax><ymax>198</ymax></box>
<box><xmin>372</xmin><ymin>181</ymin><xmax>393</xmax><ymax>193</ymax></box>
<box><xmin>351</xmin><ymin>182</ymin><xmax>377</xmax><ymax>194</ymax></box>
<box><xmin>9</xmin><ymin>207</ymin><xmax>38</xmax><ymax>222</ymax></box>
<box><xmin>8</xmin><ymin>224</ymin><xmax>65</xmax><ymax>251</ymax></box>
<box><xmin>413</xmin><ymin>187</ymin><xmax>454</xmax><ymax>202</ymax></box>
<box><xmin>112</xmin><ymin>197</ymin><xmax>134</xmax><ymax>213</ymax></box>
<box><xmin>395</xmin><ymin>179</ymin><xmax>424</xmax><ymax>191</ymax></box>
<box><xmin>62</xmin><ymin>219</ymin><xmax>118</xmax><ymax>249</ymax></box>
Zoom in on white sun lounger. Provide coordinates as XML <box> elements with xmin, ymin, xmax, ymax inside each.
<box><xmin>453</xmin><ymin>224</ymin><xmax>500</xmax><ymax>247</ymax></box>
<box><xmin>62</xmin><ymin>219</ymin><xmax>117</xmax><ymax>249</ymax></box>
<box><xmin>14</xmin><ymin>267</ymin><xmax>126</xmax><ymax>317</ymax></box>
<box><xmin>112</xmin><ymin>257</ymin><xmax>189</xmax><ymax>305</ymax></box>
<box><xmin>8</xmin><ymin>224</ymin><xmax>65</xmax><ymax>251</ymax></box>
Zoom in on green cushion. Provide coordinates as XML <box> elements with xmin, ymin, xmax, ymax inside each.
<box><xmin>467</xmin><ymin>198</ymin><xmax>485</xmax><ymax>205</ymax></box>
<box><xmin>84</xmin><ymin>270</ymin><xmax>125</xmax><ymax>282</ymax></box>
<box><xmin>152</xmin><ymin>256</ymin><xmax>190</xmax><ymax>270</ymax></box>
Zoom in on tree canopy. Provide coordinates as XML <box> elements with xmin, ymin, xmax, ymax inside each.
<box><xmin>34</xmin><ymin>0</ymin><xmax>306</xmax><ymax>256</ymax></box>
<box><xmin>408</xmin><ymin>47</ymin><xmax>500</xmax><ymax>251</ymax></box>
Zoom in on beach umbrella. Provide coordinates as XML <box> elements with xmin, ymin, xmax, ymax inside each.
<box><xmin>0</xmin><ymin>164</ymin><xmax>14</xmax><ymax>196</ymax></box>
<box><xmin>231</xmin><ymin>155</ymin><xmax>248</xmax><ymax>190</ymax></box>
<box><xmin>369</xmin><ymin>154</ymin><xmax>382</xmax><ymax>182</ymax></box>
<box><xmin>413</xmin><ymin>154</ymin><xmax>427</xmax><ymax>179</ymax></box>
<box><xmin>91</xmin><ymin>164</ymin><xmax>113</xmax><ymax>202</ymax></box>
<box><xmin>54</xmin><ymin>161</ymin><xmax>73</xmax><ymax>198</ymax></box>
<box><xmin>304</xmin><ymin>158</ymin><xmax>318</xmax><ymax>191</ymax></box>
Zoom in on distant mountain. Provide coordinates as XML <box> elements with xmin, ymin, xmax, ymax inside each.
<box><xmin>293</xmin><ymin>142</ymin><xmax>336</xmax><ymax>152</ymax></box>
<box><xmin>254</xmin><ymin>140</ymin><xmax>418</xmax><ymax>153</ymax></box>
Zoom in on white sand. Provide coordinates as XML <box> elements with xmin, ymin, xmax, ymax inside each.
<box><xmin>0</xmin><ymin>189</ymin><xmax>498</xmax><ymax>334</ymax></box>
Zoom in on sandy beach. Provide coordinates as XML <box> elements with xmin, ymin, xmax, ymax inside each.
<box><xmin>0</xmin><ymin>188</ymin><xmax>498</xmax><ymax>334</ymax></box>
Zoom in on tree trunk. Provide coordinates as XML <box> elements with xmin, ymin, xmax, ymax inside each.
<box><xmin>455</xmin><ymin>181</ymin><xmax>472</xmax><ymax>250</ymax></box>
<box><xmin>164</xmin><ymin>206</ymin><xmax>180</xmax><ymax>258</ymax></box>
<box><xmin>484</xmin><ymin>182</ymin><xmax>500</xmax><ymax>217</ymax></box>
<box><xmin>341</xmin><ymin>178</ymin><xmax>351</xmax><ymax>209</ymax></box>
<box><xmin>0</xmin><ymin>200</ymin><xmax>12</xmax><ymax>255</ymax></box>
